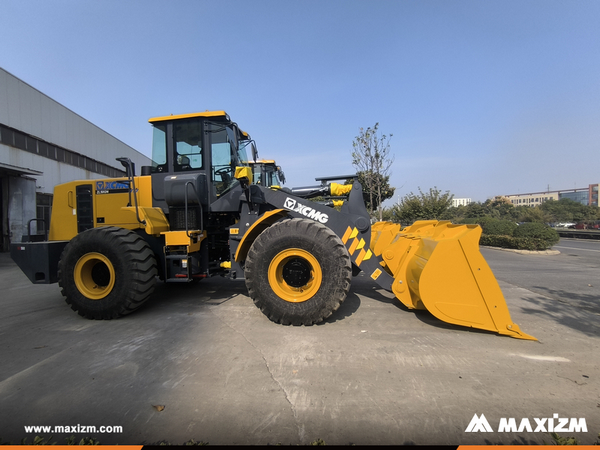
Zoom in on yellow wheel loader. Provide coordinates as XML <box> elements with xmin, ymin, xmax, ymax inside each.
<box><xmin>250</xmin><ymin>159</ymin><xmax>286</xmax><ymax>188</ymax></box>
<box><xmin>10</xmin><ymin>111</ymin><xmax>535</xmax><ymax>340</ymax></box>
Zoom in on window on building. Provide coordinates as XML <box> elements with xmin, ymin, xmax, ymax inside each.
<box><xmin>0</xmin><ymin>125</ymin><xmax>12</xmax><ymax>145</ymax></box>
<box><xmin>14</xmin><ymin>130</ymin><xmax>26</xmax><ymax>150</ymax></box>
<box><xmin>35</xmin><ymin>193</ymin><xmax>53</xmax><ymax>236</ymax></box>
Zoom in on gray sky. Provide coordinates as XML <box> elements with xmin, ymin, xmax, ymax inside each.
<box><xmin>2</xmin><ymin>0</ymin><xmax>599</xmax><ymax>203</ymax></box>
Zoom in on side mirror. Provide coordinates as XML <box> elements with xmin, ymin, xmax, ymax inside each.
<box><xmin>226</xmin><ymin>127</ymin><xmax>236</xmax><ymax>145</ymax></box>
<box><xmin>116</xmin><ymin>157</ymin><xmax>135</xmax><ymax>177</ymax></box>
<box><xmin>251</xmin><ymin>141</ymin><xmax>258</xmax><ymax>162</ymax></box>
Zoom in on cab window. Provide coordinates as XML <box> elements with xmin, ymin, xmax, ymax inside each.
<box><xmin>151</xmin><ymin>124</ymin><xmax>167</xmax><ymax>172</ymax></box>
<box><xmin>208</xmin><ymin>122</ymin><xmax>236</xmax><ymax>196</ymax></box>
<box><xmin>252</xmin><ymin>165</ymin><xmax>263</xmax><ymax>185</ymax></box>
<box><xmin>173</xmin><ymin>119</ymin><xmax>203</xmax><ymax>172</ymax></box>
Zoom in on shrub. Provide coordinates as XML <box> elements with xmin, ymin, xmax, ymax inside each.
<box><xmin>480</xmin><ymin>235</ymin><xmax>554</xmax><ymax>251</ymax></box>
<box><xmin>478</xmin><ymin>221</ymin><xmax>559</xmax><ymax>250</ymax></box>
<box><xmin>457</xmin><ymin>217</ymin><xmax>559</xmax><ymax>250</ymax></box>
<box><xmin>513</xmin><ymin>222</ymin><xmax>560</xmax><ymax>246</ymax></box>
<box><xmin>481</xmin><ymin>219</ymin><xmax>518</xmax><ymax>237</ymax></box>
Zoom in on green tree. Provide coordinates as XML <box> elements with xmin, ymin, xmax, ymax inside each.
<box><xmin>540</xmin><ymin>198</ymin><xmax>598</xmax><ymax>223</ymax></box>
<box><xmin>516</xmin><ymin>206</ymin><xmax>551</xmax><ymax>223</ymax></box>
<box><xmin>393</xmin><ymin>187</ymin><xmax>453</xmax><ymax>224</ymax></box>
<box><xmin>356</xmin><ymin>171</ymin><xmax>395</xmax><ymax>215</ymax></box>
<box><xmin>448</xmin><ymin>198</ymin><xmax>520</xmax><ymax>223</ymax></box>
<box><xmin>440</xmin><ymin>195</ymin><xmax>599</xmax><ymax>227</ymax></box>
<box><xmin>351</xmin><ymin>123</ymin><xmax>395</xmax><ymax>221</ymax></box>
<box><xmin>486</xmin><ymin>197</ymin><xmax>517</xmax><ymax>219</ymax></box>
<box><xmin>381</xmin><ymin>206</ymin><xmax>397</xmax><ymax>222</ymax></box>
<box><xmin>464</xmin><ymin>202</ymin><xmax>488</xmax><ymax>219</ymax></box>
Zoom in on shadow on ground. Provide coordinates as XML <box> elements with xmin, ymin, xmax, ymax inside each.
<box><xmin>323</xmin><ymin>291</ymin><xmax>361</xmax><ymax>324</ymax></box>
<box><xmin>520</xmin><ymin>289</ymin><xmax>600</xmax><ymax>338</ymax></box>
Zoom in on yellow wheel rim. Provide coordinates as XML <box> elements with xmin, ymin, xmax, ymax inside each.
<box><xmin>268</xmin><ymin>248</ymin><xmax>322</xmax><ymax>303</ymax></box>
<box><xmin>74</xmin><ymin>253</ymin><xmax>115</xmax><ymax>300</ymax></box>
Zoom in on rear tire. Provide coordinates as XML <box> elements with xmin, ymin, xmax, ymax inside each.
<box><xmin>245</xmin><ymin>218</ymin><xmax>352</xmax><ymax>325</ymax></box>
<box><xmin>58</xmin><ymin>227</ymin><xmax>157</xmax><ymax>319</ymax></box>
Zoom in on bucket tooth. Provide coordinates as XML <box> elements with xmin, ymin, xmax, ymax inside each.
<box><xmin>372</xmin><ymin>220</ymin><xmax>536</xmax><ymax>340</ymax></box>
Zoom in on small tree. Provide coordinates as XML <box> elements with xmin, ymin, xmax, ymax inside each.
<box><xmin>351</xmin><ymin>123</ymin><xmax>395</xmax><ymax>221</ymax></box>
<box><xmin>393</xmin><ymin>187</ymin><xmax>454</xmax><ymax>224</ymax></box>
<box><xmin>356</xmin><ymin>171</ymin><xmax>395</xmax><ymax>214</ymax></box>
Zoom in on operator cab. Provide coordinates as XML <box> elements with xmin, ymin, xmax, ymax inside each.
<box><xmin>148</xmin><ymin>111</ymin><xmax>256</xmax><ymax>217</ymax></box>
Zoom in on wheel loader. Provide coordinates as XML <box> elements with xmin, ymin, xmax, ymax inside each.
<box><xmin>10</xmin><ymin>111</ymin><xmax>536</xmax><ymax>340</ymax></box>
<box><xmin>250</xmin><ymin>159</ymin><xmax>286</xmax><ymax>188</ymax></box>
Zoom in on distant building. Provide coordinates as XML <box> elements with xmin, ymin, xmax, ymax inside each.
<box><xmin>505</xmin><ymin>191</ymin><xmax>559</xmax><ymax>207</ymax></box>
<box><xmin>0</xmin><ymin>67</ymin><xmax>151</xmax><ymax>249</ymax></box>
<box><xmin>504</xmin><ymin>184</ymin><xmax>599</xmax><ymax>207</ymax></box>
<box><xmin>452</xmin><ymin>198</ymin><xmax>472</xmax><ymax>207</ymax></box>
<box><xmin>590</xmin><ymin>184</ymin><xmax>599</xmax><ymax>206</ymax></box>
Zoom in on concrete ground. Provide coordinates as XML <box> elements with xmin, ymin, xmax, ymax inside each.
<box><xmin>1</xmin><ymin>245</ymin><xmax>599</xmax><ymax>445</ymax></box>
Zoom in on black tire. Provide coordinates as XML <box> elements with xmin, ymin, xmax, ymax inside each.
<box><xmin>58</xmin><ymin>227</ymin><xmax>157</xmax><ymax>319</ymax></box>
<box><xmin>244</xmin><ymin>218</ymin><xmax>352</xmax><ymax>325</ymax></box>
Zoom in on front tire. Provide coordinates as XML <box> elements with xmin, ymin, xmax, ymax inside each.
<box><xmin>245</xmin><ymin>218</ymin><xmax>352</xmax><ymax>325</ymax></box>
<box><xmin>58</xmin><ymin>227</ymin><xmax>157</xmax><ymax>319</ymax></box>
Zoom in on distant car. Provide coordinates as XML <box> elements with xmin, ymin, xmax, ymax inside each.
<box><xmin>574</xmin><ymin>223</ymin><xmax>587</xmax><ymax>229</ymax></box>
<box><xmin>556</xmin><ymin>222</ymin><xmax>576</xmax><ymax>228</ymax></box>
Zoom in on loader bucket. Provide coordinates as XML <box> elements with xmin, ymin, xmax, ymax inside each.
<box><xmin>371</xmin><ymin>221</ymin><xmax>536</xmax><ymax>340</ymax></box>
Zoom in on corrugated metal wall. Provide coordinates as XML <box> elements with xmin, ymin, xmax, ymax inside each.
<box><xmin>0</xmin><ymin>67</ymin><xmax>152</xmax><ymax>249</ymax></box>
<box><xmin>0</xmin><ymin>67</ymin><xmax>151</xmax><ymax>172</ymax></box>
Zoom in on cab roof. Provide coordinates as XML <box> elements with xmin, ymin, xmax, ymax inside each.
<box><xmin>148</xmin><ymin>111</ymin><xmax>250</xmax><ymax>139</ymax></box>
<box><xmin>148</xmin><ymin>111</ymin><xmax>229</xmax><ymax>123</ymax></box>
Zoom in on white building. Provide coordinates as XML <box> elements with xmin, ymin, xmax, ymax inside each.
<box><xmin>452</xmin><ymin>198</ymin><xmax>472</xmax><ymax>207</ymax></box>
<box><xmin>0</xmin><ymin>67</ymin><xmax>151</xmax><ymax>249</ymax></box>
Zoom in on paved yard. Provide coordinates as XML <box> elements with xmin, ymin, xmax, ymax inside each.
<box><xmin>1</xmin><ymin>248</ymin><xmax>599</xmax><ymax>445</ymax></box>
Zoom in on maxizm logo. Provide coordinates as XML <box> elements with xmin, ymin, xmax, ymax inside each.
<box><xmin>465</xmin><ymin>414</ymin><xmax>588</xmax><ymax>433</ymax></box>
<box><xmin>283</xmin><ymin>198</ymin><xmax>329</xmax><ymax>224</ymax></box>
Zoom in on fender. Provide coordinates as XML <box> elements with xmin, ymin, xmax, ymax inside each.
<box><xmin>234</xmin><ymin>209</ymin><xmax>289</xmax><ymax>263</ymax></box>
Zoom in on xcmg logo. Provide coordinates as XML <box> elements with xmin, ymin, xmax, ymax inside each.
<box><xmin>96</xmin><ymin>181</ymin><xmax>129</xmax><ymax>190</ymax></box>
<box><xmin>465</xmin><ymin>413</ymin><xmax>588</xmax><ymax>433</ymax></box>
<box><xmin>283</xmin><ymin>198</ymin><xmax>329</xmax><ymax>224</ymax></box>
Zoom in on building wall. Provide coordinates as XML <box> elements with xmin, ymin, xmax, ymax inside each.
<box><xmin>504</xmin><ymin>185</ymin><xmax>600</xmax><ymax>207</ymax></box>
<box><xmin>0</xmin><ymin>130</ymin><xmax>126</xmax><ymax>195</ymax></box>
<box><xmin>559</xmin><ymin>189</ymin><xmax>589</xmax><ymax>205</ymax></box>
<box><xmin>0</xmin><ymin>67</ymin><xmax>151</xmax><ymax>249</ymax></box>
<box><xmin>505</xmin><ymin>191</ymin><xmax>559</xmax><ymax>207</ymax></box>
<box><xmin>0</xmin><ymin>68</ymin><xmax>150</xmax><ymax>174</ymax></box>
<box><xmin>589</xmin><ymin>183</ymin><xmax>599</xmax><ymax>207</ymax></box>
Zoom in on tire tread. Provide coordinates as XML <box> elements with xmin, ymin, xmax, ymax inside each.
<box><xmin>58</xmin><ymin>227</ymin><xmax>157</xmax><ymax>319</ymax></box>
<box><xmin>245</xmin><ymin>218</ymin><xmax>351</xmax><ymax>325</ymax></box>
